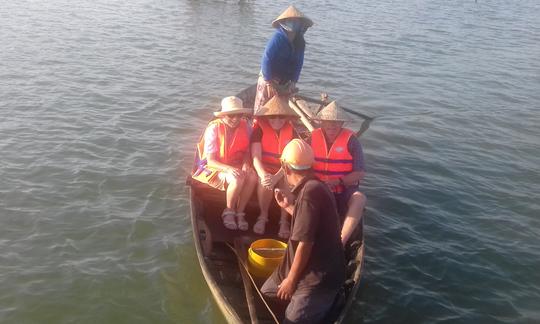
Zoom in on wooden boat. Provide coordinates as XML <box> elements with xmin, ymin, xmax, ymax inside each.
<box><xmin>187</xmin><ymin>85</ymin><xmax>365</xmax><ymax>323</ymax></box>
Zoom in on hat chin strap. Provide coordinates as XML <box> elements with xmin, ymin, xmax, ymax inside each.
<box><xmin>287</xmin><ymin>162</ymin><xmax>310</xmax><ymax>171</ymax></box>
<box><xmin>279</xmin><ymin>22</ymin><xmax>293</xmax><ymax>32</ymax></box>
<box><xmin>280</xmin><ymin>20</ymin><xmax>304</xmax><ymax>34</ymax></box>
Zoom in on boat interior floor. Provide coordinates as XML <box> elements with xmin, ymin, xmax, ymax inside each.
<box><xmin>189</xmin><ymin>179</ymin><xmax>364</xmax><ymax>323</ymax></box>
<box><xmin>191</xmin><ymin>180</ymin><xmax>284</xmax><ymax>245</ymax></box>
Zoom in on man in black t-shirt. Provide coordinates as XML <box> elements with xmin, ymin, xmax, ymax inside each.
<box><xmin>261</xmin><ymin>139</ymin><xmax>345</xmax><ymax>323</ymax></box>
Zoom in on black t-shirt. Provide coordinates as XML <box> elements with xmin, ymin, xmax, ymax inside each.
<box><xmin>272</xmin><ymin>175</ymin><xmax>346</xmax><ymax>292</ymax></box>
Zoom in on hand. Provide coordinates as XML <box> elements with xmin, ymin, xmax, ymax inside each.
<box><xmin>288</xmin><ymin>81</ymin><xmax>298</xmax><ymax>95</ymax></box>
<box><xmin>261</xmin><ymin>173</ymin><xmax>273</xmax><ymax>189</ymax></box>
<box><xmin>227</xmin><ymin>167</ymin><xmax>241</xmax><ymax>178</ymax></box>
<box><xmin>274</xmin><ymin>188</ymin><xmax>292</xmax><ymax>209</ymax></box>
<box><xmin>272</xmin><ymin>81</ymin><xmax>292</xmax><ymax>96</ymax></box>
<box><xmin>269</xmin><ymin>173</ymin><xmax>280</xmax><ymax>188</ymax></box>
<box><xmin>277</xmin><ymin>276</ymin><xmax>297</xmax><ymax>300</ymax></box>
<box><xmin>265</xmin><ymin>82</ymin><xmax>278</xmax><ymax>98</ymax></box>
<box><xmin>241</xmin><ymin>163</ymin><xmax>252</xmax><ymax>173</ymax></box>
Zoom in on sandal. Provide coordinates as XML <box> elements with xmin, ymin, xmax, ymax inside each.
<box><xmin>278</xmin><ymin>219</ymin><xmax>291</xmax><ymax>239</ymax></box>
<box><xmin>236</xmin><ymin>212</ymin><xmax>249</xmax><ymax>231</ymax></box>
<box><xmin>221</xmin><ymin>209</ymin><xmax>237</xmax><ymax>230</ymax></box>
<box><xmin>253</xmin><ymin>215</ymin><xmax>269</xmax><ymax>235</ymax></box>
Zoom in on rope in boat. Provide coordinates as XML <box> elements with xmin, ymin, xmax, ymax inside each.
<box><xmin>226</xmin><ymin>243</ymin><xmax>280</xmax><ymax>324</ymax></box>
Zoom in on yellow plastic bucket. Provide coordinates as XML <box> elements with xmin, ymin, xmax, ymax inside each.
<box><xmin>247</xmin><ymin>239</ymin><xmax>287</xmax><ymax>279</ymax></box>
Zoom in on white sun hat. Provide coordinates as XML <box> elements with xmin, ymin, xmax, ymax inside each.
<box><xmin>214</xmin><ymin>96</ymin><xmax>253</xmax><ymax>117</ymax></box>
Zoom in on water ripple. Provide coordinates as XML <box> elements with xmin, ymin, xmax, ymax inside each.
<box><xmin>2</xmin><ymin>0</ymin><xmax>540</xmax><ymax>323</ymax></box>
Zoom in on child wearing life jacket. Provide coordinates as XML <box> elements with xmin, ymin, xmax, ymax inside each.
<box><xmin>192</xmin><ymin>96</ymin><xmax>257</xmax><ymax>231</ymax></box>
<box><xmin>251</xmin><ymin>96</ymin><xmax>298</xmax><ymax>238</ymax></box>
<box><xmin>310</xmin><ymin>101</ymin><xmax>367</xmax><ymax>246</ymax></box>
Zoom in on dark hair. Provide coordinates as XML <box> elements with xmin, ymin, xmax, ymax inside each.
<box><xmin>293</xmin><ymin>168</ymin><xmax>312</xmax><ymax>176</ymax></box>
<box><xmin>284</xmin><ymin>163</ymin><xmax>313</xmax><ymax>176</ymax></box>
<box><xmin>293</xmin><ymin>32</ymin><xmax>306</xmax><ymax>52</ymax></box>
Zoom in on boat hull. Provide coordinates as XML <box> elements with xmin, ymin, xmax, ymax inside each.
<box><xmin>187</xmin><ymin>85</ymin><xmax>365</xmax><ymax>323</ymax></box>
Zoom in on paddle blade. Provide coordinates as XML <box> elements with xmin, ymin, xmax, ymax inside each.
<box><xmin>356</xmin><ymin>118</ymin><xmax>373</xmax><ymax>137</ymax></box>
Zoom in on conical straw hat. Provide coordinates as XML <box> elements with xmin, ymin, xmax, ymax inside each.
<box><xmin>314</xmin><ymin>101</ymin><xmax>350</xmax><ymax>122</ymax></box>
<box><xmin>271</xmin><ymin>6</ymin><xmax>313</xmax><ymax>29</ymax></box>
<box><xmin>255</xmin><ymin>95</ymin><xmax>298</xmax><ymax>117</ymax></box>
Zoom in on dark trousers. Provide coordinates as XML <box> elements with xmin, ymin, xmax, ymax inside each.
<box><xmin>261</xmin><ymin>276</ymin><xmax>338</xmax><ymax>324</ymax></box>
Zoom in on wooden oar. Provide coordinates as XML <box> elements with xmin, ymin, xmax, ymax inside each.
<box><xmin>292</xmin><ymin>94</ymin><xmax>374</xmax><ymax>137</ymax></box>
<box><xmin>354</xmin><ymin>118</ymin><xmax>373</xmax><ymax>137</ymax></box>
<box><xmin>294</xmin><ymin>94</ymin><xmax>374</xmax><ymax>121</ymax></box>
<box><xmin>288</xmin><ymin>99</ymin><xmax>315</xmax><ymax>131</ymax></box>
<box><xmin>252</xmin><ymin>248</ymin><xmax>286</xmax><ymax>253</ymax></box>
<box><xmin>233</xmin><ymin>239</ymin><xmax>259</xmax><ymax>324</ymax></box>
<box><xmin>292</xmin><ymin>99</ymin><xmax>316</xmax><ymax>119</ymax></box>
<box><xmin>227</xmin><ymin>242</ymin><xmax>280</xmax><ymax>324</ymax></box>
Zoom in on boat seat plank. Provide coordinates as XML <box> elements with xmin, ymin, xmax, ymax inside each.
<box><xmin>191</xmin><ymin>181</ymin><xmax>285</xmax><ymax>244</ymax></box>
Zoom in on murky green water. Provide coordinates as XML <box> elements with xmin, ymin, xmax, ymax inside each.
<box><xmin>1</xmin><ymin>0</ymin><xmax>539</xmax><ymax>323</ymax></box>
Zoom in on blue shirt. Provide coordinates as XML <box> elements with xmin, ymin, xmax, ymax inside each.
<box><xmin>261</xmin><ymin>28</ymin><xmax>305</xmax><ymax>84</ymax></box>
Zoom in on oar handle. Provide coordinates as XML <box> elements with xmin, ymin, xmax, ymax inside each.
<box><xmin>289</xmin><ymin>99</ymin><xmax>315</xmax><ymax>132</ymax></box>
<box><xmin>252</xmin><ymin>248</ymin><xmax>286</xmax><ymax>252</ymax></box>
<box><xmin>294</xmin><ymin>94</ymin><xmax>374</xmax><ymax>121</ymax></box>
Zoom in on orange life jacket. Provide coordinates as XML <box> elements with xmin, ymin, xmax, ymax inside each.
<box><xmin>257</xmin><ymin>119</ymin><xmax>294</xmax><ymax>173</ymax></box>
<box><xmin>192</xmin><ymin>119</ymin><xmax>250</xmax><ymax>185</ymax></box>
<box><xmin>312</xmin><ymin>128</ymin><xmax>354</xmax><ymax>193</ymax></box>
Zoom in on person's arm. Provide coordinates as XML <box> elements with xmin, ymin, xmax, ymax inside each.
<box><xmin>269</xmin><ymin>168</ymin><xmax>284</xmax><ymax>187</ymax></box>
<box><xmin>206</xmin><ymin>152</ymin><xmax>237</xmax><ymax>172</ymax></box>
<box><xmin>251</xmin><ymin>142</ymin><xmax>267</xmax><ymax>179</ymax></box>
<box><xmin>277</xmin><ymin>241</ymin><xmax>313</xmax><ymax>300</ymax></box>
<box><xmin>274</xmin><ymin>188</ymin><xmax>294</xmax><ymax>215</ymax></box>
<box><xmin>261</xmin><ymin>33</ymin><xmax>280</xmax><ymax>81</ymax></box>
<box><xmin>326</xmin><ymin>170</ymin><xmax>364</xmax><ymax>188</ymax></box>
<box><xmin>203</xmin><ymin>124</ymin><xmax>240</xmax><ymax>176</ymax></box>
<box><xmin>326</xmin><ymin>136</ymin><xmax>365</xmax><ymax>188</ymax></box>
<box><xmin>203</xmin><ymin>124</ymin><xmax>230</xmax><ymax>171</ymax></box>
<box><xmin>241</xmin><ymin>141</ymin><xmax>253</xmax><ymax>172</ymax></box>
<box><xmin>292</xmin><ymin>48</ymin><xmax>304</xmax><ymax>83</ymax></box>
<box><xmin>344</xmin><ymin>136</ymin><xmax>365</xmax><ymax>184</ymax></box>
<box><xmin>278</xmin><ymin>186</ymin><xmax>320</xmax><ymax>299</ymax></box>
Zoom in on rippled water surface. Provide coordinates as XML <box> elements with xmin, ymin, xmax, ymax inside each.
<box><xmin>1</xmin><ymin>0</ymin><xmax>539</xmax><ymax>323</ymax></box>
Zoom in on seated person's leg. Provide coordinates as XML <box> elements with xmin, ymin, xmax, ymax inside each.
<box><xmin>284</xmin><ymin>289</ymin><xmax>339</xmax><ymax>324</ymax></box>
<box><xmin>224</xmin><ymin>170</ymin><xmax>245</xmax><ymax>208</ymax></box>
<box><xmin>235</xmin><ymin>169</ymin><xmax>257</xmax><ymax>231</ymax></box>
<box><xmin>221</xmin><ymin>171</ymin><xmax>245</xmax><ymax>230</ymax></box>
<box><xmin>340</xmin><ymin>190</ymin><xmax>367</xmax><ymax>246</ymax></box>
<box><xmin>261</xmin><ymin>275</ymin><xmax>289</xmax><ymax>319</ymax></box>
<box><xmin>347</xmin><ymin>191</ymin><xmax>366</xmax><ymax>221</ymax></box>
<box><xmin>261</xmin><ymin>275</ymin><xmax>279</xmax><ymax>299</ymax></box>
<box><xmin>254</xmin><ymin>181</ymin><xmax>273</xmax><ymax>234</ymax></box>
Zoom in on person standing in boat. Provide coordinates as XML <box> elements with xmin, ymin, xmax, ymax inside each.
<box><xmin>261</xmin><ymin>139</ymin><xmax>346</xmax><ymax>323</ymax></box>
<box><xmin>253</xmin><ymin>6</ymin><xmax>313</xmax><ymax>113</ymax></box>
<box><xmin>310</xmin><ymin>101</ymin><xmax>367</xmax><ymax>246</ymax></box>
<box><xmin>251</xmin><ymin>95</ymin><xmax>298</xmax><ymax>239</ymax></box>
<box><xmin>192</xmin><ymin>96</ymin><xmax>257</xmax><ymax>231</ymax></box>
